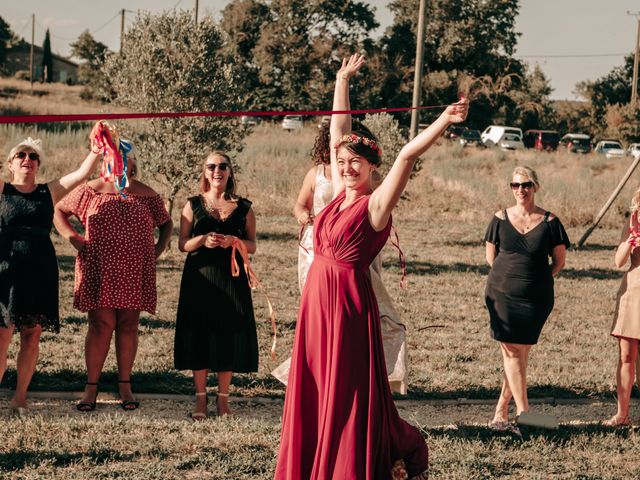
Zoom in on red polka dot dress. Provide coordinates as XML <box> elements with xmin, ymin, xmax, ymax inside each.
<box><xmin>61</xmin><ymin>184</ymin><xmax>171</xmax><ymax>313</ymax></box>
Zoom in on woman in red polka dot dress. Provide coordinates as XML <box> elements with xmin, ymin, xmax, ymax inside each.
<box><xmin>54</xmin><ymin>141</ymin><xmax>173</xmax><ymax>411</ymax></box>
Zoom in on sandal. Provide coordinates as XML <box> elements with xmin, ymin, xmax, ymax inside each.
<box><xmin>76</xmin><ymin>382</ymin><xmax>98</xmax><ymax>412</ymax></box>
<box><xmin>489</xmin><ymin>419</ymin><xmax>522</xmax><ymax>436</ymax></box>
<box><xmin>216</xmin><ymin>391</ymin><xmax>231</xmax><ymax>417</ymax></box>
<box><xmin>118</xmin><ymin>379</ymin><xmax>140</xmax><ymax>411</ymax></box>
<box><xmin>189</xmin><ymin>391</ymin><xmax>208</xmax><ymax>421</ymax></box>
<box><xmin>602</xmin><ymin>415</ymin><xmax>632</xmax><ymax>427</ymax></box>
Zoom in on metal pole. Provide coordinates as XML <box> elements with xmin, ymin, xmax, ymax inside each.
<box><xmin>120</xmin><ymin>9</ymin><xmax>125</xmax><ymax>52</ymax></box>
<box><xmin>409</xmin><ymin>0</ymin><xmax>428</xmax><ymax>140</ymax></box>
<box><xmin>29</xmin><ymin>14</ymin><xmax>34</xmax><ymax>92</ymax></box>
<box><xmin>195</xmin><ymin>0</ymin><xmax>199</xmax><ymax>23</ymax></box>
<box><xmin>576</xmin><ymin>155</ymin><xmax>640</xmax><ymax>248</ymax></box>
<box><xmin>629</xmin><ymin>11</ymin><xmax>640</xmax><ymax>103</ymax></box>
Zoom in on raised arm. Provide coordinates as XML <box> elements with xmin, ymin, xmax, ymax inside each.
<box><xmin>368</xmin><ymin>99</ymin><xmax>469</xmax><ymax>231</ymax></box>
<box><xmin>329</xmin><ymin>54</ymin><xmax>365</xmax><ymax>198</ymax></box>
<box><xmin>48</xmin><ymin>139</ymin><xmax>101</xmax><ymax>204</ymax></box>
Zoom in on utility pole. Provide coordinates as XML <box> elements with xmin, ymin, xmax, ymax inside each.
<box><xmin>120</xmin><ymin>9</ymin><xmax>125</xmax><ymax>51</ymax></box>
<box><xmin>629</xmin><ymin>11</ymin><xmax>640</xmax><ymax>103</ymax></box>
<box><xmin>29</xmin><ymin>14</ymin><xmax>34</xmax><ymax>93</ymax></box>
<box><xmin>195</xmin><ymin>0</ymin><xmax>199</xmax><ymax>23</ymax></box>
<box><xmin>409</xmin><ymin>0</ymin><xmax>428</xmax><ymax>140</ymax></box>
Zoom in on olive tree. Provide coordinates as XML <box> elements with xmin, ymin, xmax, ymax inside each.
<box><xmin>101</xmin><ymin>11</ymin><xmax>249</xmax><ymax>216</ymax></box>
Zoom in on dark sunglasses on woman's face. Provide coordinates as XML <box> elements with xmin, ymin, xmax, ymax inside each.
<box><xmin>510</xmin><ymin>181</ymin><xmax>534</xmax><ymax>190</ymax></box>
<box><xmin>205</xmin><ymin>163</ymin><xmax>229</xmax><ymax>171</ymax></box>
<box><xmin>14</xmin><ymin>151</ymin><xmax>40</xmax><ymax>161</ymax></box>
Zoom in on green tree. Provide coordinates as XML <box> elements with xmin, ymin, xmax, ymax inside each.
<box><xmin>101</xmin><ymin>11</ymin><xmax>249</xmax><ymax>216</ymax></box>
<box><xmin>220</xmin><ymin>0</ymin><xmax>378</xmax><ymax>110</ymax></box>
<box><xmin>70</xmin><ymin>30</ymin><xmax>110</xmax><ymax>97</ymax></box>
<box><xmin>42</xmin><ymin>28</ymin><xmax>53</xmax><ymax>82</ymax></box>
<box><xmin>0</xmin><ymin>16</ymin><xmax>13</xmax><ymax>70</ymax></box>
<box><xmin>605</xmin><ymin>103</ymin><xmax>640</xmax><ymax>143</ymax></box>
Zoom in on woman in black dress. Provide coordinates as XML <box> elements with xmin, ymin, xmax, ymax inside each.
<box><xmin>484</xmin><ymin>166</ymin><xmax>570</xmax><ymax>429</ymax></box>
<box><xmin>0</xmin><ymin>136</ymin><xmax>101</xmax><ymax>417</ymax></box>
<box><xmin>174</xmin><ymin>152</ymin><xmax>258</xmax><ymax>420</ymax></box>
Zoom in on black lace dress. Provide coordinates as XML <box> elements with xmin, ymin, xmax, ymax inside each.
<box><xmin>174</xmin><ymin>196</ymin><xmax>258</xmax><ymax>372</ymax></box>
<box><xmin>0</xmin><ymin>183</ymin><xmax>59</xmax><ymax>332</ymax></box>
<box><xmin>484</xmin><ymin>210</ymin><xmax>570</xmax><ymax>345</ymax></box>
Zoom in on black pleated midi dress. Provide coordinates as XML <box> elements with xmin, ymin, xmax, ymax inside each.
<box><xmin>174</xmin><ymin>196</ymin><xmax>258</xmax><ymax>372</ymax></box>
<box><xmin>484</xmin><ymin>210</ymin><xmax>570</xmax><ymax>345</ymax></box>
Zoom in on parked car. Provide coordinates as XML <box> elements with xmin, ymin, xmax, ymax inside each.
<box><xmin>240</xmin><ymin>115</ymin><xmax>260</xmax><ymax>127</ymax></box>
<box><xmin>459</xmin><ymin>129</ymin><xmax>484</xmax><ymax>148</ymax></box>
<box><xmin>594</xmin><ymin>140</ymin><xmax>626</xmax><ymax>159</ymax></box>
<box><xmin>281</xmin><ymin>115</ymin><xmax>303</xmax><ymax>131</ymax></box>
<box><xmin>523</xmin><ymin>130</ymin><xmax>560</xmax><ymax>151</ymax></box>
<box><xmin>481</xmin><ymin>125</ymin><xmax>524</xmax><ymax>150</ymax></box>
<box><xmin>317</xmin><ymin>115</ymin><xmax>330</xmax><ymax>129</ymax></box>
<box><xmin>558</xmin><ymin>133</ymin><xmax>592</xmax><ymax>154</ymax></box>
<box><xmin>445</xmin><ymin>125</ymin><xmax>467</xmax><ymax>140</ymax></box>
<box><xmin>628</xmin><ymin>143</ymin><xmax>640</xmax><ymax>160</ymax></box>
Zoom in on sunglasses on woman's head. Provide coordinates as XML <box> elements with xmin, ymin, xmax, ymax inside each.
<box><xmin>510</xmin><ymin>181</ymin><xmax>534</xmax><ymax>190</ymax></box>
<box><xmin>14</xmin><ymin>151</ymin><xmax>40</xmax><ymax>161</ymax></box>
<box><xmin>205</xmin><ymin>163</ymin><xmax>229</xmax><ymax>171</ymax></box>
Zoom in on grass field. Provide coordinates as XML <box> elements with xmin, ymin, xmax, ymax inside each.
<box><xmin>2</xmin><ymin>80</ymin><xmax>640</xmax><ymax>478</ymax></box>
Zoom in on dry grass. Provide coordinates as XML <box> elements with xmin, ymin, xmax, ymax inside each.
<box><xmin>2</xmin><ymin>82</ymin><xmax>640</xmax><ymax>478</ymax></box>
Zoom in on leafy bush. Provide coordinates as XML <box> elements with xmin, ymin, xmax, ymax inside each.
<box><xmin>362</xmin><ymin>112</ymin><xmax>415</xmax><ymax>177</ymax></box>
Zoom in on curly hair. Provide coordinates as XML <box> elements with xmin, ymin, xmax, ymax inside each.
<box><xmin>311</xmin><ymin>124</ymin><xmax>331</xmax><ymax>165</ymax></box>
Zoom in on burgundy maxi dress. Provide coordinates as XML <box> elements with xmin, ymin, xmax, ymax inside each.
<box><xmin>274</xmin><ymin>192</ymin><xmax>428</xmax><ymax>479</ymax></box>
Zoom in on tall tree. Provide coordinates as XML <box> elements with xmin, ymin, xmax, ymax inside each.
<box><xmin>101</xmin><ymin>11</ymin><xmax>249</xmax><ymax>216</ymax></box>
<box><xmin>0</xmin><ymin>16</ymin><xmax>13</xmax><ymax>70</ymax></box>
<box><xmin>70</xmin><ymin>30</ymin><xmax>110</xmax><ymax>98</ymax></box>
<box><xmin>41</xmin><ymin>28</ymin><xmax>53</xmax><ymax>82</ymax></box>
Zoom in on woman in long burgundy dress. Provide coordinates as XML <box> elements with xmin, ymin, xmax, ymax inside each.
<box><xmin>274</xmin><ymin>54</ymin><xmax>468</xmax><ymax>479</ymax></box>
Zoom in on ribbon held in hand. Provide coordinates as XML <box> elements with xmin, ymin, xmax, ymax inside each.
<box><xmin>229</xmin><ymin>237</ymin><xmax>277</xmax><ymax>360</ymax></box>
<box><xmin>90</xmin><ymin>121</ymin><xmax>128</xmax><ymax>195</ymax></box>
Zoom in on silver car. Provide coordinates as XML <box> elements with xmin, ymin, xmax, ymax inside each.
<box><xmin>281</xmin><ymin>115</ymin><xmax>303</xmax><ymax>131</ymax></box>
<box><xmin>594</xmin><ymin>140</ymin><xmax>625</xmax><ymax>160</ymax></box>
<box><xmin>627</xmin><ymin>143</ymin><xmax>640</xmax><ymax>160</ymax></box>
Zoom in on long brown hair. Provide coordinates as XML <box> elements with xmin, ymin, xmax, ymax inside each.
<box><xmin>199</xmin><ymin>151</ymin><xmax>237</xmax><ymax>200</ymax></box>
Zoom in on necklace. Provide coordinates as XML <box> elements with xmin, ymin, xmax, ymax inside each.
<box><xmin>201</xmin><ymin>195</ymin><xmax>234</xmax><ymax>219</ymax></box>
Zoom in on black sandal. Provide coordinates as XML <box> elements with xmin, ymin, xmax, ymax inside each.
<box><xmin>76</xmin><ymin>382</ymin><xmax>98</xmax><ymax>412</ymax></box>
<box><xmin>118</xmin><ymin>379</ymin><xmax>140</xmax><ymax>411</ymax></box>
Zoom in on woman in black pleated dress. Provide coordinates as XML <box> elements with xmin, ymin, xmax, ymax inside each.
<box><xmin>484</xmin><ymin>166</ymin><xmax>570</xmax><ymax>429</ymax></box>
<box><xmin>174</xmin><ymin>151</ymin><xmax>258</xmax><ymax>420</ymax></box>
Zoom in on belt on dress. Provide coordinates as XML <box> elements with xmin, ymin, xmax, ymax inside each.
<box><xmin>314</xmin><ymin>254</ymin><xmax>367</xmax><ymax>271</ymax></box>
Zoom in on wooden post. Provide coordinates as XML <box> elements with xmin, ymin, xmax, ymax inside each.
<box><xmin>195</xmin><ymin>0</ymin><xmax>199</xmax><ymax>23</ymax></box>
<box><xmin>629</xmin><ymin>11</ymin><xmax>640</xmax><ymax>103</ymax></box>
<box><xmin>576</xmin><ymin>155</ymin><xmax>640</xmax><ymax>248</ymax></box>
<box><xmin>29</xmin><ymin>14</ymin><xmax>34</xmax><ymax>92</ymax></box>
<box><xmin>409</xmin><ymin>0</ymin><xmax>428</xmax><ymax>140</ymax></box>
<box><xmin>120</xmin><ymin>9</ymin><xmax>125</xmax><ymax>52</ymax></box>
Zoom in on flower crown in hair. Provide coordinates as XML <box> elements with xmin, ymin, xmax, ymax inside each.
<box><xmin>333</xmin><ymin>133</ymin><xmax>381</xmax><ymax>154</ymax></box>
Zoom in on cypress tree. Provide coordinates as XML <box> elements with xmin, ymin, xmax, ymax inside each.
<box><xmin>42</xmin><ymin>28</ymin><xmax>53</xmax><ymax>82</ymax></box>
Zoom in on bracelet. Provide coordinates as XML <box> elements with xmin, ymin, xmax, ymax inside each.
<box><xmin>91</xmin><ymin>147</ymin><xmax>102</xmax><ymax>154</ymax></box>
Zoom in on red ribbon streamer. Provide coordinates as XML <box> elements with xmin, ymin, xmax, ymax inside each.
<box><xmin>0</xmin><ymin>105</ymin><xmax>449</xmax><ymax>125</ymax></box>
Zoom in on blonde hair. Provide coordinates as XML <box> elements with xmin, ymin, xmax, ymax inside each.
<box><xmin>511</xmin><ymin>165</ymin><xmax>540</xmax><ymax>189</ymax></box>
<box><xmin>7</xmin><ymin>137</ymin><xmax>45</xmax><ymax>164</ymax></box>
<box><xmin>199</xmin><ymin>151</ymin><xmax>237</xmax><ymax>200</ymax></box>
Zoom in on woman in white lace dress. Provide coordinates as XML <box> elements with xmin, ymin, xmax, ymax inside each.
<box><xmin>273</xmin><ymin>124</ymin><xmax>408</xmax><ymax>394</ymax></box>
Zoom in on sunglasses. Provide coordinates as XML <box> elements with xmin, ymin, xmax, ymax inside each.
<box><xmin>14</xmin><ymin>151</ymin><xmax>40</xmax><ymax>161</ymax></box>
<box><xmin>510</xmin><ymin>181</ymin><xmax>534</xmax><ymax>190</ymax></box>
<box><xmin>205</xmin><ymin>163</ymin><xmax>229</xmax><ymax>172</ymax></box>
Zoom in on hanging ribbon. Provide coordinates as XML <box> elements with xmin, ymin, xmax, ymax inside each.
<box><xmin>90</xmin><ymin>121</ymin><xmax>128</xmax><ymax>196</ymax></box>
<box><xmin>389</xmin><ymin>225</ymin><xmax>408</xmax><ymax>289</ymax></box>
<box><xmin>229</xmin><ymin>237</ymin><xmax>277</xmax><ymax>360</ymax></box>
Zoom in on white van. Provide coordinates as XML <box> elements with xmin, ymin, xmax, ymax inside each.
<box><xmin>481</xmin><ymin>125</ymin><xmax>524</xmax><ymax>150</ymax></box>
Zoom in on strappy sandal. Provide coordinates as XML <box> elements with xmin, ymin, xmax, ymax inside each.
<box><xmin>189</xmin><ymin>391</ymin><xmax>208</xmax><ymax>421</ymax></box>
<box><xmin>216</xmin><ymin>391</ymin><xmax>231</xmax><ymax>417</ymax></box>
<box><xmin>118</xmin><ymin>379</ymin><xmax>140</xmax><ymax>411</ymax></box>
<box><xmin>602</xmin><ymin>415</ymin><xmax>632</xmax><ymax>427</ymax></box>
<box><xmin>76</xmin><ymin>382</ymin><xmax>98</xmax><ymax>412</ymax></box>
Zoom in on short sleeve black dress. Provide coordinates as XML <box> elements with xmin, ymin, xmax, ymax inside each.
<box><xmin>484</xmin><ymin>210</ymin><xmax>570</xmax><ymax>345</ymax></box>
<box><xmin>174</xmin><ymin>196</ymin><xmax>259</xmax><ymax>373</ymax></box>
<box><xmin>0</xmin><ymin>183</ymin><xmax>59</xmax><ymax>332</ymax></box>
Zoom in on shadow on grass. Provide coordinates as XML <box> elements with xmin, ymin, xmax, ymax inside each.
<box><xmin>427</xmin><ymin>422</ymin><xmax>636</xmax><ymax>442</ymax></box>
<box><xmin>558</xmin><ymin>267</ymin><xmax>622</xmax><ymax>280</ymax></box>
<box><xmin>571</xmin><ymin>242</ymin><xmax>615</xmax><ymax>252</ymax></box>
<box><xmin>442</xmin><ymin>240</ymin><xmax>485</xmax><ymax>248</ymax></box>
<box><xmin>0</xmin><ymin>449</ymin><xmax>138</xmax><ymax>471</ymax></box>
<box><xmin>59</xmin><ymin>316</ymin><xmax>174</xmax><ymax>330</ymax></box>
<box><xmin>384</xmin><ymin>260</ymin><xmax>490</xmax><ymax>276</ymax></box>
<box><xmin>257</xmin><ymin>231</ymin><xmax>297</xmax><ymax>242</ymax></box>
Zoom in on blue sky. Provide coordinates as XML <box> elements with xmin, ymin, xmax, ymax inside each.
<box><xmin>3</xmin><ymin>1</ymin><xmax>639</xmax><ymax>100</ymax></box>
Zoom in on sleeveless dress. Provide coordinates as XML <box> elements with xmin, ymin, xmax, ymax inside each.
<box><xmin>174</xmin><ymin>196</ymin><xmax>258</xmax><ymax>373</ymax></box>
<box><xmin>275</xmin><ymin>165</ymin><xmax>408</xmax><ymax>394</ymax></box>
<box><xmin>484</xmin><ymin>210</ymin><xmax>570</xmax><ymax>344</ymax></box>
<box><xmin>612</xmin><ymin>212</ymin><xmax>640</xmax><ymax>340</ymax></box>
<box><xmin>0</xmin><ymin>183</ymin><xmax>59</xmax><ymax>332</ymax></box>
<box><xmin>274</xmin><ymin>192</ymin><xmax>428</xmax><ymax>480</ymax></box>
<box><xmin>61</xmin><ymin>184</ymin><xmax>171</xmax><ymax>313</ymax></box>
